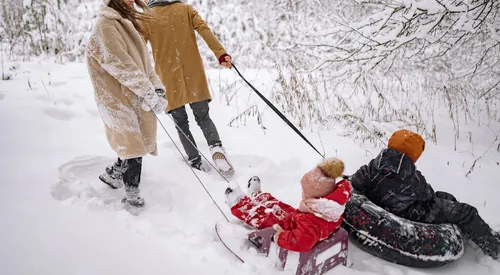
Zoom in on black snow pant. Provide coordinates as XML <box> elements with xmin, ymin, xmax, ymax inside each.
<box><xmin>401</xmin><ymin>191</ymin><xmax>500</xmax><ymax>259</ymax></box>
<box><xmin>114</xmin><ymin>157</ymin><xmax>142</xmax><ymax>188</ymax></box>
<box><xmin>170</xmin><ymin>100</ymin><xmax>222</xmax><ymax>163</ymax></box>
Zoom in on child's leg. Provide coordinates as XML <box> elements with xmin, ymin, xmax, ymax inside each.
<box><xmin>247</xmin><ymin>176</ymin><xmax>262</xmax><ymax>198</ymax></box>
<box><xmin>225</xmin><ymin>184</ymin><xmax>294</xmax><ymax>229</ymax></box>
<box><xmin>435</xmin><ymin>191</ymin><xmax>457</xmax><ymax>202</ymax></box>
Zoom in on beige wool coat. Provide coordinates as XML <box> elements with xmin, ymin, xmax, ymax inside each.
<box><xmin>86</xmin><ymin>5</ymin><xmax>165</xmax><ymax>160</ymax></box>
<box><xmin>143</xmin><ymin>3</ymin><xmax>228</xmax><ymax>112</ymax></box>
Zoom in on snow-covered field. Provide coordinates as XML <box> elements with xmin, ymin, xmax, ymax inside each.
<box><xmin>1</xmin><ymin>60</ymin><xmax>499</xmax><ymax>275</ymax></box>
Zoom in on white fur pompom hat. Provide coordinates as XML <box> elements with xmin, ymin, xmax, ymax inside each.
<box><xmin>103</xmin><ymin>0</ymin><xmax>111</xmax><ymax>5</ymax></box>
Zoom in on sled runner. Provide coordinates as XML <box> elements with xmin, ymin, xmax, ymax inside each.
<box><xmin>215</xmin><ymin>222</ymin><xmax>349</xmax><ymax>274</ymax></box>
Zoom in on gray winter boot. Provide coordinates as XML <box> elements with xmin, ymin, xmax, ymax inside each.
<box><xmin>467</xmin><ymin>217</ymin><xmax>500</xmax><ymax>260</ymax></box>
<box><xmin>99</xmin><ymin>159</ymin><xmax>123</xmax><ymax>189</ymax></box>
<box><xmin>121</xmin><ymin>186</ymin><xmax>145</xmax><ymax>215</ymax></box>
<box><xmin>247</xmin><ymin>176</ymin><xmax>262</xmax><ymax>198</ymax></box>
<box><xmin>224</xmin><ymin>184</ymin><xmax>245</xmax><ymax>208</ymax></box>
<box><xmin>210</xmin><ymin>145</ymin><xmax>234</xmax><ymax>178</ymax></box>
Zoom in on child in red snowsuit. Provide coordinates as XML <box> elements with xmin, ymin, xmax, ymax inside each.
<box><xmin>224</xmin><ymin>158</ymin><xmax>352</xmax><ymax>252</ymax></box>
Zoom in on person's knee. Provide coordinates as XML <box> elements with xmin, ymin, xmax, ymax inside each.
<box><xmin>192</xmin><ymin>101</ymin><xmax>210</xmax><ymax>124</ymax></box>
<box><xmin>435</xmin><ymin>191</ymin><xmax>457</xmax><ymax>201</ymax></box>
<box><xmin>455</xmin><ymin>201</ymin><xmax>477</xmax><ymax>214</ymax></box>
<box><xmin>172</xmin><ymin>112</ymin><xmax>189</xmax><ymax>127</ymax></box>
<box><xmin>171</xmin><ymin>107</ymin><xmax>188</xmax><ymax>123</ymax></box>
<box><xmin>451</xmin><ymin>202</ymin><xmax>479</xmax><ymax>225</ymax></box>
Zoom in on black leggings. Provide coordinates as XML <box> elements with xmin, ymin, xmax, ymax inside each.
<box><xmin>116</xmin><ymin>157</ymin><xmax>142</xmax><ymax>188</ymax></box>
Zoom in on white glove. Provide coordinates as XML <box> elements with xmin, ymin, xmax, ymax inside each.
<box><xmin>142</xmin><ymin>89</ymin><xmax>167</xmax><ymax>114</ymax></box>
<box><xmin>150</xmin><ymin>96</ymin><xmax>168</xmax><ymax>114</ymax></box>
<box><xmin>142</xmin><ymin>89</ymin><xmax>158</xmax><ymax>111</ymax></box>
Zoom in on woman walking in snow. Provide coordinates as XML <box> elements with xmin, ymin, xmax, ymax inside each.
<box><xmin>143</xmin><ymin>0</ymin><xmax>234</xmax><ymax>177</ymax></box>
<box><xmin>86</xmin><ymin>0</ymin><xmax>167</xmax><ymax>213</ymax></box>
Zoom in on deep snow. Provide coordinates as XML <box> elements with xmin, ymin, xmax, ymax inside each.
<box><xmin>0</xmin><ymin>60</ymin><xmax>499</xmax><ymax>275</ymax></box>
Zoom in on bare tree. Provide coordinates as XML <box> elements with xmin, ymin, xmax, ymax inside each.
<box><xmin>282</xmin><ymin>0</ymin><xmax>499</xmax><ymax>97</ymax></box>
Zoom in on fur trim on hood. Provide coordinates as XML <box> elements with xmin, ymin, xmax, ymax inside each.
<box><xmin>300</xmin><ymin>198</ymin><xmax>345</xmax><ymax>222</ymax></box>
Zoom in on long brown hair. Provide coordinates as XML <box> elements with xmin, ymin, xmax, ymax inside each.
<box><xmin>108</xmin><ymin>0</ymin><xmax>151</xmax><ymax>38</ymax></box>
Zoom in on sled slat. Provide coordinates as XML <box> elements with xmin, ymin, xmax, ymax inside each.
<box><xmin>248</xmin><ymin>227</ymin><xmax>349</xmax><ymax>275</ymax></box>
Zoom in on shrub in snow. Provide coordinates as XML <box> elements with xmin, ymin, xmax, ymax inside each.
<box><xmin>0</xmin><ymin>0</ymin><xmax>498</xmax><ymax>148</ymax></box>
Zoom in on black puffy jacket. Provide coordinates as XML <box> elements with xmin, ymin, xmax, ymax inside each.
<box><xmin>350</xmin><ymin>148</ymin><xmax>435</xmax><ymax>215</ymax></box>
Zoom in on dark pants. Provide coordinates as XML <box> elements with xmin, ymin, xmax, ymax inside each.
<box><xmin>115</xmin><ymin>157</ymin><xmax>142</xmax><ymax>188</ymax></box>
<box><xmin>170</xmin><ymin>100</ymin><xmax>221</xmax><ymax>162</ymax></box>
<box><xmin>401</xmin><ymin>191</ymin><xmax>500</xmax><ymax>259</ymax></box>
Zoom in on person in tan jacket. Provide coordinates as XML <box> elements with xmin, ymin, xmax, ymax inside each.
<box><xmin>144</xmin><ymin>0</ymin><xmax>234</xmax><ymax>177</ymax></box>
<box><xmin>86</xmin><ymin>0</ymin><xmax>168</xmax><ymax>213</ymax></box>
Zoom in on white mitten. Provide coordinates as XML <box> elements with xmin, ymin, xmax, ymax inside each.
<box><xmin>141</xmin><ymin>89</ymin><xmax>158</xmax><ymax>112</ymax></box>
<box><xmin>151</xmin><ymin>96</ymin><xmax>168</xmax><ymax>114</ymax></box>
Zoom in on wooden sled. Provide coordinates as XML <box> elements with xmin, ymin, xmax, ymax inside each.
<box><xmin>248</xmin><ymin>227</ymin><xmax>349</xmax><ymax>275</ymax></box>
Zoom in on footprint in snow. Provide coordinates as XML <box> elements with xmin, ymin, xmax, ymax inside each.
<box><xmin>87</xmin><ymin>108</ymin><xmax>100</xmax><ymax>117</ymax></box>
<box><xmin>36</xmin><ymin>94</ymin><xmax>52</xmax><ymax>102</ymax></box>
<box><xmin>161</xmin><ymin>140</ymin><xmax>178</xmax><ymax>150</ymax></box>
<box><xmin>51</xmin><ymin>155</ymin><xmax>124</xmax><ymax>208</ymax></box>
<box><xmin>52</xmin><ymin>155</ymin><xmax>174</xmax><ymax>213</ymax></box>
<box><xmin>73</xmin><ymin>93</ymin><xmax>85</xmax><ymax>100</ymax></box>
<box><xmin>68</xmin><ymin>75</ymin><xmax>88</xmax><ymax>80</ymax></box>
<box><xmin>48</xmin><ymin>81</ymin><xmax>67</xmax><ymax>87</ymax></box>
<box><xmin>43</xmin><ymin>107</ymin><xmax>75</xmax><ymax>121</ymax></box>
<box><xmin>0</xmin><ymin>93</ymin><xmax>5</xmax><ymax>100</ymax></box>
<box><xmin>60</xmin><ymin>98</ymin><xmax>74</xmax><ymax>106</ymax></box>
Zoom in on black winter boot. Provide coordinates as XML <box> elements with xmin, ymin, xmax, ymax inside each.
<box><xmin>120</xmin><ymin>157</ymin><xmax>145</xmax><ymax>215</ymax></box>
<box><xmin>189</xmin><ymin>157</ymin><xmax>209</xmax><ymax>172</ymax></box>
<box><xmin>99</xmin><ymin>158</ymin><xmax>123</xmax><ymax>189</ymax></box>
<box><xmin>247</xmin><ymin>176</ymin><xmax>261</xmax><ymax>198</ymax></box>
<box><xmin>463</xmin><ymin>212</ymin><xmax>500</xmax><ymax>259</ymax></box>
<box><xmin>121</xmin><ymin>186</ymin><xmax>145</xmax><ymax>216</ymax></box>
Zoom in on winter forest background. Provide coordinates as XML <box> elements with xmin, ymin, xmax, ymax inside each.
<box><xmin>1</xmin><ymin>1</ymin><xmax>500</xmax><ymax>274</ymax></box>
<box><xmin>1</xmin><ymin>0</ymin><xmax>499</xmax><ymax>151</ymax></box>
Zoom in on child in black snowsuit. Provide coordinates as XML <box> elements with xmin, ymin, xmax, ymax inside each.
<box><xmin>350</xmin><ymin>129</ymin><xmax>500</xmax><ymax>260</ymax></box>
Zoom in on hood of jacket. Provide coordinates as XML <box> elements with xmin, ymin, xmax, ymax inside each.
<box><xmin>375</xmin><ymin>148</ymin><xmax>416</xmax><ymax>180</ymax></box>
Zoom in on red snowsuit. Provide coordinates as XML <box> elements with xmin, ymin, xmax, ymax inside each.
<box><xmin>230</xmin><ymin>179</ymin><xmax>352</xmax><ymax>252</ymax></box>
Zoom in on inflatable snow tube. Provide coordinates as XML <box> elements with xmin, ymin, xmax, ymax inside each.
<box><xmin>341</xmin><ymin>190</ymin><xmax>465</xmax><ymax>268</ymax></box>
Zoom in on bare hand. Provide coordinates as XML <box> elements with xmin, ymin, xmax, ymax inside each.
<box><xmin>221</xmin><ymin>55</ymin><xmax>232</xmax><ymax>69</ymax></box>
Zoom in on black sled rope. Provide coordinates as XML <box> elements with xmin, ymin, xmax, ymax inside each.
<box><xmin>150</xmin><ymin>63</ymin><xmax>324</xmax><ymax>223</ymax></box>
<box><xmin>231</xmin><ymin>64</ymin><xmax>325</xmax><ymax>159</ymax></box>
<box><xmin>153</xmin><ymin>112</ymin><xmax>230</xmax><ymax>222</ymax></box>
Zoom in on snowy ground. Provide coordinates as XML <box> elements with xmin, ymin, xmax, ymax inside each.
<box><xmin>1</xmin><ymin>60</ymin><xmax>499</xmax><ymax>275</ymax></box>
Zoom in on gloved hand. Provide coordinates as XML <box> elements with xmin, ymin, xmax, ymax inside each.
<box><xmin>273</xmin><ymin>224</ymin><xmax>284</xmax><ymax>243</ymax></box>
<box><xmin>142</xmin><ymin>89</ymin><xmax>167</xmax><ymax>114</ymax></box>
<box><xmin>150</xmin><ymin>96</ymin><xmax>168</xmax><ymax>114</ymax></box>
<box><xmin>218</xmin><ymin>53</ymin><xmax>232</xmax><ymax>69</ymax></box>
